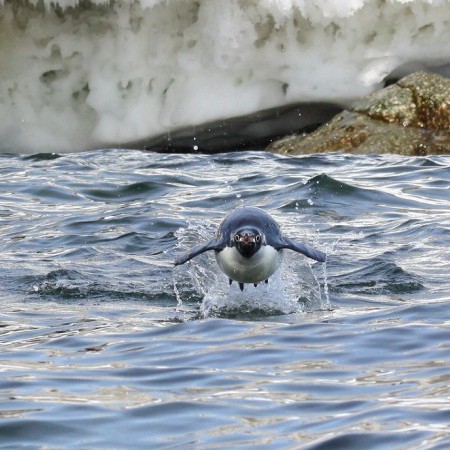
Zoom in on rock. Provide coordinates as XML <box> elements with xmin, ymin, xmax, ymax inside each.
<box><xmin>140</xmin><ymin>102</ymin><xmax>341</xmax><ymax>153</ymax></box>
<box><xmin>268</xmin><ymin>71</ymin><xmax>450</xmax><ymax>156</ymax></box>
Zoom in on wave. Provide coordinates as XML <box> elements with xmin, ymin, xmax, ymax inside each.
<box><xmin>331</xmin><ymin>258</ymin><xmax>424</xmax><ymax>296</ymax></box>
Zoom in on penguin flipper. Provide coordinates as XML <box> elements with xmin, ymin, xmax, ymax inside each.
<box><xmin>278</xmin><ymin>237</ymin><xmax>327</xmax><ymax>263</ymax></box>
<box><xmin>174</xmin><ymin>239</ymin><xmax>223</xmax><ymax>265</ymax></box>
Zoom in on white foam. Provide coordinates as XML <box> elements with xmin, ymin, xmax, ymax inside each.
<box><xmin>1</xmin><ymin>0</ymin><xmax>450</xmax><ymax>152</ymax></box>
<box><xmin>174</xmin><ymin>221</ymin><xmax>329</xmax><ymax>318</ymax></box>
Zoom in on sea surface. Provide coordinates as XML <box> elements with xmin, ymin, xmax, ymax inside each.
<box><xmin>1</xmin><ymin>149</ymin><xmax>450</xmax><ymax>449</ymax></box>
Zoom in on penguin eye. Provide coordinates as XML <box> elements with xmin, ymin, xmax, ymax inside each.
<box><xmin>255</xmin><ymin>234</ymin><xmax>261</xmax><ymax>243</ymax></box>
<box><xmin>234</xmin><ymin>234</ymin><xmax>240</xmax><ymax>243</ymax></box>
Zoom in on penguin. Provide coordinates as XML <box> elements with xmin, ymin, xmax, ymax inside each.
<box><xmin>174</xmin><ymin>206</ymin><xmax>326</xmax><ymax>291</ymax></box>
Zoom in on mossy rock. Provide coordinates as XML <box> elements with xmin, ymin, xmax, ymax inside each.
<box><xmin>268</xmin><ymin>71</ymin><xmax>450</xmax><ymax>155</ymax></box>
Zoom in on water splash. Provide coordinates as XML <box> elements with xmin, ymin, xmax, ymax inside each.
<box><xmin>174</xmin><ymin>222</ymin><xmax>330</xmax><ymax>319</ymax></box>
<box><xmin>321</xmin><ymin>262</ymin><xmax>331</xmax><ymax>310</ymax></box>
<box><xmin>200</xmin><ymin>271</ymin><xmax>299</xmax><ymax>319</ymax></box>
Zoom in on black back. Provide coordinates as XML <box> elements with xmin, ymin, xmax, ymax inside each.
<box><xmin>217</xmin><ymin>206</ymin><xmax>282</xmax><ymax>247</ymax></box>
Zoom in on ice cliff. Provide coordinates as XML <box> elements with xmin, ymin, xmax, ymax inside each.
<box><xmin>1</xmin><ymin>0</ymin><xmax>450</xmax><ymax>152</ymax></box>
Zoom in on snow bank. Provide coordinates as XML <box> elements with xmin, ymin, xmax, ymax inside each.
<box><xmin>1</xmin><ymin>0</ymin><xmax>450</xmax><ymax>152</ymax></box>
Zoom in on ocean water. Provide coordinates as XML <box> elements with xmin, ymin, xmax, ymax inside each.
<box><xmin>1</xmin><ymin>149</ymin><xmax>450</xmax><ymax>449</ymax></box>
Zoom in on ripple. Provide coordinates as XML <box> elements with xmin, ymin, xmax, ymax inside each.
<box><xmin>82</xmin><ymin>180</ymin><xmax>171</xmax><ymax>202</ymax></box>
<box><xmin>1</xmin><ymin>150</ymin><xmax>450</xmax><ymax>448</ymax></box>
<box><xmin>331</xmin><ymin>258</ymin><xmax>425</xmax><ymax>295</ymax></box>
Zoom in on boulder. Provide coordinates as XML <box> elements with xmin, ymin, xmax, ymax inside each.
<box><xmin>268</xmin><ymin>71</ymin><xmax>450</xmax><ymax>155</ymax></box>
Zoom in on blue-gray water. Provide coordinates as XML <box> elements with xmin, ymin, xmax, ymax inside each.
<box><xmin>1</xmin><ymin>149</ymin><xmax>450</xmax><ymax>449</ymax></box>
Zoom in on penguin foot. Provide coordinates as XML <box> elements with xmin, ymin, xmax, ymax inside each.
<box><xmin>229</xmin><ymin>279</ymin><xmax>246</xmax><ymax>291</ymax></box>
<box><xmin>230</xmin><ymin>280</ymin><xmax>263</xmax><ymax>291</ymax></box>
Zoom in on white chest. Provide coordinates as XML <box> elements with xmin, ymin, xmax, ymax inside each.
<box><xmin>215</xmin><ymin>245</ymin><xmax>283</xmax><ymax>283</ymax></box>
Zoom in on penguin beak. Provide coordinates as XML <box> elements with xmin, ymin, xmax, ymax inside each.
<box><xmin>239</xmin><ymin>234</ymin><xmax>256</xmax><ymax>244</ymax></box>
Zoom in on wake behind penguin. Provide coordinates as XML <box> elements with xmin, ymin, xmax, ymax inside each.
<box><xmin>174</xmin><ymin>206</ymin><xmax>327</xmax><ymax>316</ymax></box>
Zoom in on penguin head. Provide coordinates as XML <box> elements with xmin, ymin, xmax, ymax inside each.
<box><xmin>232</xmin><ymin>227</ymin><xmax>263</xmax><ymax>258</ymax></box>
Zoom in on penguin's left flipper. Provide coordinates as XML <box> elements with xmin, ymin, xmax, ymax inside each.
<box><xmin>277</xmin><ymin>237</ymin><xmax>327</xmax><ymax>263</ymax></box>
<box><xmin>174</xmin><ymin>239</ymin><xmax>224</xmax><ymax>266</ymax></box>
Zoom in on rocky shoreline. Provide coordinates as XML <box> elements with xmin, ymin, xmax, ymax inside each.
<box><xmin>268</xmin><ymin>72</ymin><xmax>450</xmax><ymax>156</ymax></box>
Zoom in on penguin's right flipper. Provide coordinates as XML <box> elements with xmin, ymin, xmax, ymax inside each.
<box><xmin>174</xmin><ymin>239</ymin><xmax>223</xmax><ymax>265</ymax></box>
